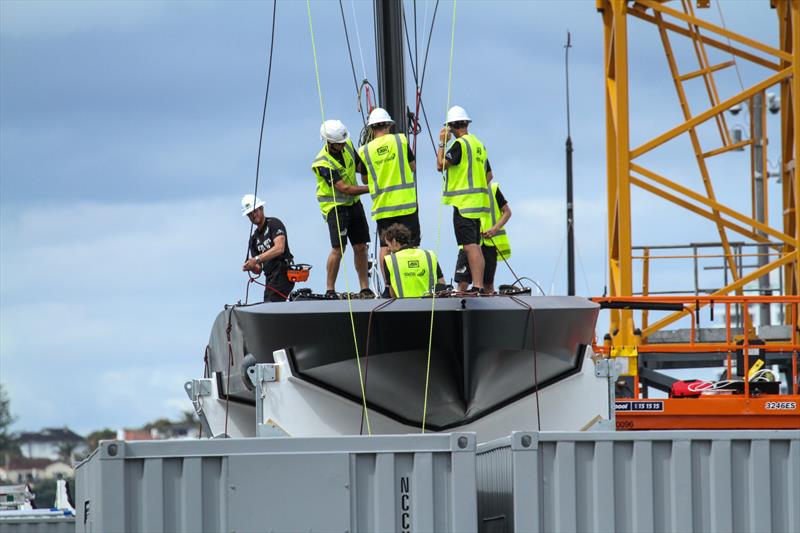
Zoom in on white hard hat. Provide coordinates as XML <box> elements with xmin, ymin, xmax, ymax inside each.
<box><xmin>320</xmin><ymin>119</ymin><xmax>349</xmax><ymax>143</ymax></box>
<box><xmin>367</xmin><ymin>107</ymin><xmax>394</xmax><ymax>127</ymax></box>
<box><xmin>241</xmin><ymin>194</ymin><xmax>265</xmax><ymax>216</ymax></box>
<box><xmin>445</xmin><ymin>105</ymin><xmax>471</xmax><ymax>125</ymax></box>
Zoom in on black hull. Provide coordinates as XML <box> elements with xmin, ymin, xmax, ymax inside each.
<box><xmin>206</xmin><ymin>296</ymin><xmax>599</xmax><ymax>430</ymax></box>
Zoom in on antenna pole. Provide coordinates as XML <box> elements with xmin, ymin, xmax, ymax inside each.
<box><xmin>565</xmin><ymin>31</ymin><xmax>576</xmax><ymax>296</ymax></box>
<box><xmin>374</xmin><ymin>0</ymin><xmax>407</xmax><ymax>133</ymax></box>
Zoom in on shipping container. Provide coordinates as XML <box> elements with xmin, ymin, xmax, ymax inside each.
<box><xmin>477</xmin><ymin>430</ymin><xmax>800</xmax><ymax>533</ymax></box>
<box><xmin>76</xmin><ymin>433</ymin><xmax>477</xmax><ymax>533</ymax></box>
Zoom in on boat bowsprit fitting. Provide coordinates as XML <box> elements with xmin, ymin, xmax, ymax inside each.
<box><xmin>192</xmin><ymin>295</ymin><xmax>611</xmax><ymax>440</ymax></box>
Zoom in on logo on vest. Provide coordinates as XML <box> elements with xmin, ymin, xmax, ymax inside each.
<box><xmin>407</xmin><ymin>260</ymin><xmax>420</xmax><ymax>268</ymax></box>
<box><xmin>377</xmin><ymin>146</ymin><xmax>390</xmax><ymax>156</ymax></box>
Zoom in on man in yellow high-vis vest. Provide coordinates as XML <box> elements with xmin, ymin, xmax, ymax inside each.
<box><xmin>358</xmin><ymin>108</ymin><xmax>420</xmax><ymax>296</ymax></box>
<box><xmin>382</xmin><ymin>223</ymin><xmax>445</xmax><ymax>298</ymax></box>
<box><xmin>311</xmin><ymin>120</ymin><xmax>372</xmax><ymax>298</ymax></box>
<box><xmin>436</xmin><ymin>105</ymin><xmax>493</xmax><ymax>294</ymax></box>
<box><xmin>454</xmin><ymin>181</ymin><xmax>512</xmax><ymax>293</ymax></box>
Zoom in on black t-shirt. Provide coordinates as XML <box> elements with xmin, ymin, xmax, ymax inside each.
<box><xmin>445</xmin><ymin>140</ymin><xmax>491</xmax><ymax>172</ymax></box>
<box><xmin>494</xmin><ymin>187</ymin><xmax>507</xmax><ymax>209</ymax></box>
<box><xmin>316</xmin><ymin>149</ymin><xmax>366</xmax><ymax>183</ymax></box>
<box><xmin>249</xmin><ymin>217</ymin><xmax>294</xmax><ymax>278</ymax></box>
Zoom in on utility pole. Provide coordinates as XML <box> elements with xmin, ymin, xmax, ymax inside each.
<box><xmin>752</xmin><ymin>92</ymin><xmax>770</xmax><ymax>326</ymax></box>
<box><xmin>565</xmin><ymin>32</ymin><xmax>575</xmax><ymax>296</ymax></box>
<box><xmin>374</xmin><ymin>0</ymin><xmax>407</xmax><ymax>134</ymax></box>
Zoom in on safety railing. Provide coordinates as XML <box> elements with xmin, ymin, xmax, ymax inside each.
<box><xmin>592</xmin><ymin>295</ymin><xmax>800</xmax><ymax>401</ymax></box>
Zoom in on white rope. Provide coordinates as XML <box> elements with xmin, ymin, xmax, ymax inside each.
<box><xmin>349</xmin><ymin>0</ymin><xmax>368</xmax><ymax>80</ymax></box>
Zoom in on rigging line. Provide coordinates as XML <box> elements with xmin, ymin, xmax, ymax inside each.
<box><xmin>418</xmin><ymin>0</ymin><xmax>440</xmax><ymax>93</ymax></box>
<box><xmin>572</xmin><ymin>229</ymin><xmax>593</xmax><ymax>296</ymax></box>
<box><xmin>509</xmin><ymin>296</ymin><xmax>542</xmax><ymax>432</ymax></box>
<box><xmin>306</xmin><ymin>0</ymin><xmax>372</xmax><ymax>435</ymax></box>
<box><xmin>402</xmin><ymin>6</ymin><xmax>420</xmax><ymax>84</ymax></box>
<box><xmin>349</xmin><ymin>0</ymin><xmax>368</xmax><ymax>81</ymax></box>
<box><xmin>422</xmin><ymin>0</ymin><xmax>457</xmax><ymax>434</ymax></box>
<box><xmin>549</xmin><ymin>223</ymin><xmax>569</xmax><ymax>294</ymax></box>
<box><xmin>413</xmin><ymin>0</ymin><xmax>419</xmax><ymax>83</ymax></box>
<box><xmin>714</xmin><ymin>0</ymin><xmax>744</xmax><ymax>92</ymax></box>
<box><xmin>359</xmin><ymin>298</ymin><xmax>397</xmax><ymax>435</ymax></box>
<box><xmin>243</xmin><ymin>0</ymin><xmax>278</xmax><ymax>303</ymax></box>
<box><xmin>338</xmin><ymin>0</ymin><xmax>366</xmax><ymax>123</ymax></box>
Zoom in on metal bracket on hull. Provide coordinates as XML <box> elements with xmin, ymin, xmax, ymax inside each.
<box><xmin>184</xmin><ymin>379</ymin><xmax>214</xmax><ymax>437</ymax></box>
<box><xmin>590</xmin><ymin>358</ymin><xmax>621</xmax><ymax>431</ymax></box>
<box><xmin>248</xmin><ymin>364</ymin><xmax>289</xmax><ymax>437</ymax></box>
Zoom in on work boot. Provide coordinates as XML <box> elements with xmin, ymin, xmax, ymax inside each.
<box><xmin>359</xmin><ymin>288</ymin><xmax>375</xmax><ymax>299</ymax></box>
<box><xmin>324</xmin><ymin>289</ymin><xmax>338</xmax><ymax>299</ymax></box>
<box><xmin>380</xmin><ymin>286</ymin><xmax>390</xmax><ymax>299</ymax></box>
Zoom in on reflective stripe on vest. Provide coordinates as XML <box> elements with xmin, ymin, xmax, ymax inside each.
<box><xmin>442</xmin><ymin>134</ymin><xmax>490</xmax><ymax>218</ymax></box>
<box><xmin>311</xmin><ymin>140</ymin><xmax>359</xmax><ymax>218</ymax></box>
<box><xmin>360</xmin><ymin>134</ymin><xmax>417</xmax><ymax>221</ymax></box>
<box><xmin>386</xmin><ymin>248</ymin><xmax>436</xmax><ymax>298</ymax></box>
<box><xmin>483</xmin><ymin>181</ymin><xmax>511</xmax><ymax>259</ymax></box>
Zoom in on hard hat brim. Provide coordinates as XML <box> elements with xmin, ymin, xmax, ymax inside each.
<box><xmin>242</xmin><ymin>201</ymin><xmax>265</xmax><ymax>216</ymax></box>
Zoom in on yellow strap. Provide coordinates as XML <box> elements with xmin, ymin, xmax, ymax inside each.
<box><xmin>421</xmin><ymin>0</ymin><xmax>458</xmax><ymax>433</ymax></box>
<box><xmin>306</xmin><ymin>0</ymin><xmax>372</xmax><ymax>435</ymax></box>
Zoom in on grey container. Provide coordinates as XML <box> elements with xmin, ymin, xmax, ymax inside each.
<box><xmin>75</xmin><ymin>433</ymin><xmax>477</xmax><ymax>533</ymax></box>
<box><xmin>477</xmin><ymin>430</ymin><xmax>800</xmax><ymax>533</ymax></box>
<box><xmin>0</xmin><ymin>515</ymin><xmax>75</xmax><ymax>533</ymax></box>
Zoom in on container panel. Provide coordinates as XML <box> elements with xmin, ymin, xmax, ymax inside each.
<box><xmin>0</xmin><ymin>517</ymin><xmax>75</xmax><ymax>533</ymax></box>
<box><xmin>75</xmin><ymin>433</ymin><xmax>477</xmax><ymax>533</ymax></box>
<box><xmin>476</xmin><ymin>430</ymin><xmax>800</xmax><ymax>533</ymax></box>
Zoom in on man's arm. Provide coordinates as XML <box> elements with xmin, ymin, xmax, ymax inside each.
<box><xmin>436</xmin><ymin>127</ymin><xmax>451</xmax><ymax>171</ymax></box>
<box><xmin>482</xmin><ymin>204</ymin><xmax>511</xmax><ymax>238</ymax></box>
<box><xmin>334</xmin><ymin>180</ymin><xmax>369</xmax><ymax>196</ymax></box>
<box><xmin>243</xmin><ymin>235</ymin><xmax>287</xmax><ymax>272</ymax></box>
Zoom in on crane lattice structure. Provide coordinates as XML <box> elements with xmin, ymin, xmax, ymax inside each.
<box><xmin>596</xmin><ymin>0</ymin><xmax>800</xmax><ymax>429</ymax></box>
<box><xmin>600</xmin><ymin>0</ymin><xmax>799</xmax><ymax>346</ymax></box>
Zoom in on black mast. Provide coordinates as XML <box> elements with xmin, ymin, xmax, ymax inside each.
<box><xmin>374</xmin><ymin>0</ymin><xmax>407</xmax><ymax>133</ymax></box>
<box><xmin>565</xmin><ymin>32</ymin><xmax>575</xmax><ymax>296</ymax></box>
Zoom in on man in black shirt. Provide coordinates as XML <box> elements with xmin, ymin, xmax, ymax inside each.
<box><xmin>241</xmin><ymin>194</ymin><xmax>295</xmax><ymax>302</ymax></box>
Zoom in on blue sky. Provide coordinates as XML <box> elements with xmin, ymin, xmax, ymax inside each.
<box><xmin>0</xmin><ymin>1</ymin><xmax>785</xmax><ymax>434</ymax></box>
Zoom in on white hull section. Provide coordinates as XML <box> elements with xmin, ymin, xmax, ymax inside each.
<box><xmin>195</xmin><ymin>348</ymin><xmax>610</xmax><ymax>442</ymax></box>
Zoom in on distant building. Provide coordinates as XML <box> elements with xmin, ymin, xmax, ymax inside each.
<box><xmin>16</xmin><ymin>427</ymin><xmax>87</xmax><ymax>462</ymax></box>
<box><xmin>0</xmin><ymin>457</ymin><xmax>73</xmax><ymax>483</ymax></box>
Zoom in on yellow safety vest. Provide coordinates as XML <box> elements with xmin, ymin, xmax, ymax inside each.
<box><xmin>483</xmin><ymin>182</ymin><xmax>511</xmax><ymax>259</ymax></box>
<box><xmin>311</xmin><ymin>140</ymin><xmax>360</xmax><ymax>219</ymax></box>
<box><xmin>442</xmin><ymin>133</ymin><xmax>490</xmax><ymax>219</ymax></box>
<box><xmin>358</xmin><ymin>134</ymin><xmax>417</xmax><ymax>221</ymax></box>
<box><xmin>385</xmin><ymin>248</ymin><xmax>438</xmax><ymax>298</ymax></box>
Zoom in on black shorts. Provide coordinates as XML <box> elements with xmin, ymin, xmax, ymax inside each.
<box><xmin>453</xmin><ymin>208</ymin><xmax>481</xmax><ymax>246</ymax></box>
<box><xmin>453</xmin><ymin>245</ymin><xmax>498</xmax><ymax>285</ymax></box>
<box><xmin>326</xmin><ymin>202</ymin><xmax>370</xmax><ymax>248</ymax></box>
<box><xmin>263</xmin><ymin>267</ymin><xmax>295</xmax><ymax>302</ymax></box>
<box><xmin>377</xmin><ymin>211</ymin><xmax>421</xmax><ymax>247</ymax></box>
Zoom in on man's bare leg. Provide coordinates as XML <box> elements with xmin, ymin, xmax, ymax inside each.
<box><xmin>353</xmin><ymin>243</ymin><xmax>369</xmax><ymax>290</ymax></box>
<box><xmin>379</xmin><ymin>245</ymin><xmax>390</xmax><ymax>290</ymax></box>
<box><xmin>463</xmin><ymin>243</ymin><xmax>484</xmax><ymax>289</ymax></box>
<box><xmin>326</xmin><ymin>247</ymin><xmax>343</xmax><ymax>291</ymax></box>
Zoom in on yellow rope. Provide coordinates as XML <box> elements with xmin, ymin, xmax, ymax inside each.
<box><xmin>306</xmin><ymin>0</ymin><xmax>372</xmax><ymax>435</ymax></box>
<box><xmin>421</xmin><ymin>0</ymin><xmax>458</xmax><ymax>433</ymax></box>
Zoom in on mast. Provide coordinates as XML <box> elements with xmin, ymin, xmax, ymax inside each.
<box><xmin>565</xmin><ymin>32</ymin><xmax>576</xmax><ymax>296</ymax></box>
<box><xmin>374</xmin><ymin>0</ymin><xmax>407</xmax><ymax>133</ymax></box>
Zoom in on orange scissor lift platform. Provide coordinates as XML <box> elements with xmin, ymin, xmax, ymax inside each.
<box><xmin>593</xmin><ymin>295</ymin><xmax>800</xmax><ymax>431</ymax></box>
